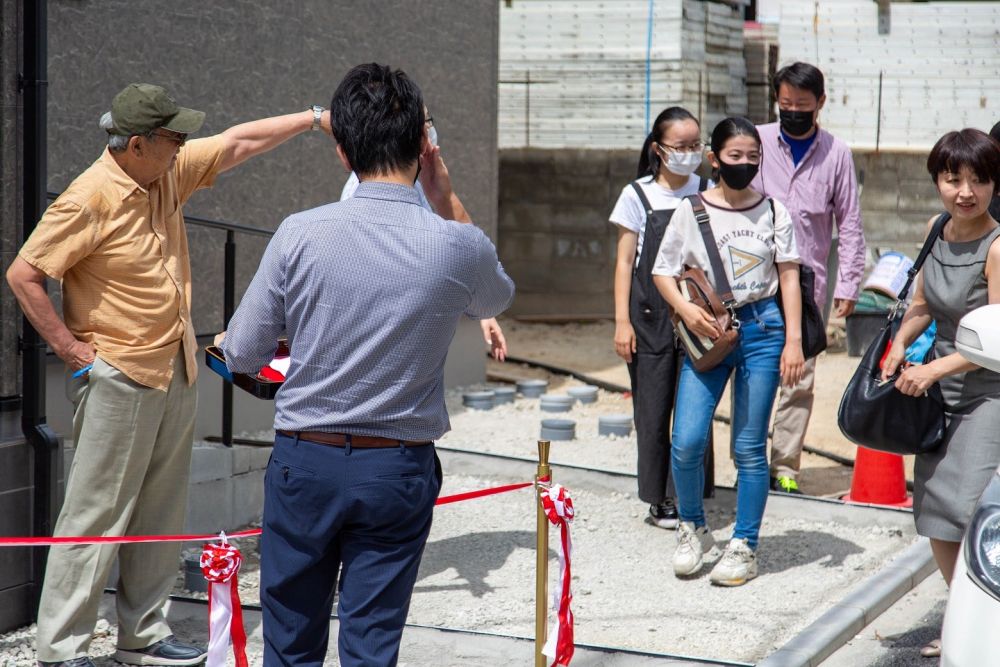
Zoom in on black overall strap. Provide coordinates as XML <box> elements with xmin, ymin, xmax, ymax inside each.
<box><xmin>630</xmin><ymin>181</ymin><xmax>655</xmax><ymax>222</ymax></box>
<box><xmin>686</xmin><ymin>194</ymin><xmax>736</xmax><ymax>310</ymax></box>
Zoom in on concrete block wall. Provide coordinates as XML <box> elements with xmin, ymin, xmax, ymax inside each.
<box><xmin>854</xmin><ymin>150</ymin><xmax>940</xmax><ymax>255</ymax></box>
<box><xmin>498</xmin><ymin>148</ymin><xmax>639</xmax><ymax>317</ymax></box>
<box><xmin>499</xmin><ymin>148</ymin><xmax>942</xmax><ymax>318</ymax></box>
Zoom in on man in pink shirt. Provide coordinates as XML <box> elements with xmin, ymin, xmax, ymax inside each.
<box><xmin>751</xmin><ymin>62</ymin><xmax>866</xmax><ymax>494</ymax></box>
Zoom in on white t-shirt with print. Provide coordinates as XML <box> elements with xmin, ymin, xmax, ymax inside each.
<box><xmin>652</xmin><ymin>194</ymin><xmax>800</xmax><ymax>306</ymax></box>
<box><xmin>609</xmin><ymin>174</ymin><xmax>705</xmax><ymax>267</ymax></box>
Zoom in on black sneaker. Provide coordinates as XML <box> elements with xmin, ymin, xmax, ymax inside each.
<box><xmin>646</xmin><ymin>499</ymin><xmax>679</xmax><ymax>529</ymax></box>
<box><xmin>770</xmin><ymin>475</ymin><xmax>803</xmax><ymax>495</ymax></box>
<box><xmin>37</xmin><ymin>659</ymin><xmax>96</xmax><ymax>667</ymax></box>
<box><xmin>114</xmin><ymin>636</ymin><xmax>206</xmax><ymax>666</ymax></box>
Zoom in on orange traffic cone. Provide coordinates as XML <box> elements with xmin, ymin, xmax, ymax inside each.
<box><xmin>842</xmin><ymin>446</ymin><xmax>913</xmax><ymax>507</ymax></box>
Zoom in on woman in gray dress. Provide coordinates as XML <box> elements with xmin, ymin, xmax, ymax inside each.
<box><xmin>881</xmin><ymin>128</ymin><xmax>1000</xmax><ymax>657</ymax></box>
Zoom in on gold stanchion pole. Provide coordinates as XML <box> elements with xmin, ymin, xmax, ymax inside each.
<box><xmin>535</xmin><ymin>439</ymin><xmax>551</xmax><ymax>667</ymax></box>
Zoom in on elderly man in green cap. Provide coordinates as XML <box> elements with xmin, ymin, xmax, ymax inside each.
<box><xmin>6</xmin><ymin>83</ymin><xmax>332</xmax><ymax>667</ymax></box>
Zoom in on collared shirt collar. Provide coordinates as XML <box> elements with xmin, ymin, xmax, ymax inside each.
<box><xmin>99</xmin><ymin>147</ymin><xmax>146</xmax><ymax>200</ymax></box>
<box><xmin>352</xmin><ymin>180</ymin><xmax>424</xmax><ymax>206</ymax></box>
<box><xmin>773</xmin><ymin>125</ymin><xmax>826</xmax><ymax>171</ymax></box>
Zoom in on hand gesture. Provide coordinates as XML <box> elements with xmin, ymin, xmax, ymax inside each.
<box><xmin>481</xmin><ymin>318</ymin><xmax>507</xmax><ymax>362</ymax></box>
<box><xmin>879</xmin><ymin>339</ymin><xmax>907</xmax><ymax>383</ymax></box>
<box><xmin>780</xmin><ymin>343</ymin><xmax>805</xmax><ymax>387</ymax></box>
<box><xmin>418</xmin><ymin>143</ymin><xmax>454</xmax><ymax>209</ymax></box>
<box><xmin>679</xmin><ymin>302</ymin><xmax>722</xmax><ymax>340</ymax></box>
<box><xmin>60</xmin><ymin>339</ymin><xmax>96</xmax><ymax>373</ymax></box>
<box><xmin>614</xmin><ymin>321</ymin><xmax>637</xmax><ymax>363</ymax></box>
<box><xmin>895</xmin><ymin>362</ymin><xmax>938</xmax><ymax>397</ymax></box>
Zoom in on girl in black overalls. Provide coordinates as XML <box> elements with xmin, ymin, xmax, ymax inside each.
<box><xmin>610</xmin><ymin>107</ymin><xmax>713</xmax><ymax>529</ymax></box>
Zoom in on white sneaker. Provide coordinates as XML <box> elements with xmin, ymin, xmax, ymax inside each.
<box><xmin>673</xmin><ymin>521</ymin><xmax>720</xmax><ymax>576</ymax></box>
<box><xmin>709</xmin><ymin>538</ymin><xmax>759</xmax><ymax>586</ymax></box>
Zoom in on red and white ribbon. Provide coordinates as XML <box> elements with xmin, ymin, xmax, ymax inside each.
<box><xmin>200</xmin><ymin>533</ymin><xmax>248</xmax><ymax>667</ymax></box>
<box><xmin>539</xmin><ymin>482</ymin><xmax>575</xmax><ymax>667</ymax></box>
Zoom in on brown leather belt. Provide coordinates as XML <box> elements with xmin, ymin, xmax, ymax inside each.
<box><xmin>277</xmin><ymin>430</ymin><xmax>432</xmax><ymax>449</ymax></box>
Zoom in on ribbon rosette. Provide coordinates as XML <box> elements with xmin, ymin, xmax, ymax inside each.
<box><xmin>200</xmin><ymin>533</ymin><xmax>248</xmax><ymax>667</ymax></box>
<box><xmin>539</xmin><ymin>482</ymin><xmax>575</xmax><ymax>667</ymax></box>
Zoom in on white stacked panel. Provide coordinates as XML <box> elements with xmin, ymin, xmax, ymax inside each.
<box><xmin>777</xmin><ymin>0</ymin><xmax>1000</xmax><ymax>150</ymax></box>
<box><xmin>499</xmin><ymin>0</ymin><xmax>748</xmax><ymax>149</ymax></box>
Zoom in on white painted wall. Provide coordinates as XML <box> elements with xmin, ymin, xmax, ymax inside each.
<box><xmin>499</xmin><ymin>0</ymin><xmax>748</xmax><ymax>149</ymax></box>
<box><xmin>776</xmin><ymin>1</ymin><xmax>1000</xmax><ymax>150</ymax></box>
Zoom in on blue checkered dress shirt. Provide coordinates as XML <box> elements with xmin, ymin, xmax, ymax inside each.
<box><xmin>221</xmin><ymin>182</ymin><xmax>515</xmax><ymax>440</ymax></box>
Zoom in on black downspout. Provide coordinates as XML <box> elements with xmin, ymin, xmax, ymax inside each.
<box><xmin>21</xmin><ymin>0</ymin><xmax>61</xmax><ymax>616</ymax></box>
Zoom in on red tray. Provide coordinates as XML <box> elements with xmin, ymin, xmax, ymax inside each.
<box><xmin>204</xmin><ymin>344</ymin><xmax>287</xmax><ymax>400</ymax></box>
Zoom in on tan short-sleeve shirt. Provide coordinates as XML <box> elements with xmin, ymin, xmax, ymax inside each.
<box><xmin>19</xmin><ymin>136</ymin><xmax>226</xmax><ymax>390</ymax></box>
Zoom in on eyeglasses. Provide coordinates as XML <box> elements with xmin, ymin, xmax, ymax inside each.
<box><xmin>424</xmin><ymin>117</ymin><xmax>434</xmax><ymax>128</ymax></box>
<box><xmin>658</xmin><ymin>141</ymin><xmax>703</xmax><ymax>154</ymax></box>
<box><xmin>150</xmin><ymin>130</ymin><xmax>187</xmax><ymax>147</ymax></box>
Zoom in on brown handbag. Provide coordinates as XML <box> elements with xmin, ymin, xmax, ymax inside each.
<box><xmin>670</xmin><ymin>195</ymin><xmax>740</xmax><ymax>372</ymax></box>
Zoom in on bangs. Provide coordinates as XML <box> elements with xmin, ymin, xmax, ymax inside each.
<box><xmin>927</xmin><ymin>129</ymin><xmax>1000</xmax><ymax>186</ymax></box>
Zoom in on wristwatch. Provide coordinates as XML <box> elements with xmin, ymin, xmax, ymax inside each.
<box><xmin>309</xmin><ymin>105</ymin><xmax>324</xmax><ymax>132</ymax></box>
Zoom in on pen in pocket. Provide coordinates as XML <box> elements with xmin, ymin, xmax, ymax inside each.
<box><xmin>72</xmin><ymin>363</ymin><xmax>93</xmax><ymax>379</ymax></box>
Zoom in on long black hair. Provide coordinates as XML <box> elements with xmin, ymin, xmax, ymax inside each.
<box><xmin>636</xmin><ymin>107</ymin><xmax>699</xmax><ymax>180</ymax></box>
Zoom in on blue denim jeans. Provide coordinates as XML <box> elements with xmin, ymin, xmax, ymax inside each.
<box><xmin>671</xmin><ymin>296</ymin><xmax>785</xmax><ymax>549</ymax></box>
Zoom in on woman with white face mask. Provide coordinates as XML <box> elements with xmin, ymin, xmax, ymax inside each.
<box><xmin>609</xmin><ymin>107</ymin><xmax>712</xmax><ymax>531</ymax></box>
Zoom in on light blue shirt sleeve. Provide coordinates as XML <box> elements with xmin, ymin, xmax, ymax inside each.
<box><xmin>465</xmin><ymin>229</ymin><xmax>515</xmax><ymax>319</ymax></box>
<box><xmin>220</xmin><ymin>223</ymin><xmax>288</xmax><ymax>373</ymax></box>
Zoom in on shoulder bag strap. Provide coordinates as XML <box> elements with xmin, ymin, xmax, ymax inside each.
<box><xmin>686</xmin><ymin>194</ymin><xmax>737</xmax><ymax>310</ymax></box>
<box><xmin>630</xmin><ymin>181</ymin><xmax>654</xmax><ymax>223</ymax></box>
<box><xmin>896</xmin><ymin>212</ymin><xmax>951</xmax><ymax>302</ymax></box>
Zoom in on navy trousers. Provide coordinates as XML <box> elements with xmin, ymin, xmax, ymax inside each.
<box><xmin>260</xmin><ymin>432</ymin><xmax>441</xmax><ymax>666</ymax></box>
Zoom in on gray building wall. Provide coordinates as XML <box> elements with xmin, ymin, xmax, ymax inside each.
<box><xmin>498</xmin><ymin>148</ymin><xmax>940</xmax><ymax>318</ymax></box>
<box><xmin>0</xmin><ymin>0</ymin><xmax>499</xmax><ymax>632</ymax></box>
<box><xmin>2</xmin><ymin>0</ymin><xmax>498</xmax><ymax>398</ymax></box>
<box><xmin>43</xmin><ymin>0</ymin><xmax>499</xmax><ymax>387</ymax></box>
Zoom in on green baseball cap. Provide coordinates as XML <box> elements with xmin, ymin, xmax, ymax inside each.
<box><xmin>109</xmin><ymin>83</ymin><xmax>205</xmax><ymax>136</ymax></box>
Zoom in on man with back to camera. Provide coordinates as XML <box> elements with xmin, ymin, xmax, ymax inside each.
<box><xmin>218</xmin><ymin>63</ymin><xmax>515</xmax><ymax>666</ymax></box>
<box><xmin>5</xmin><ymin>83</ymin><xmax>334</xmax><ymax>667</ymax></box>
<box><xmin>340</xmin><ymin>106</ymin><xmax>509</xmax><ymax>361</ymax></box>
<box><xmin>751</xmin><ymin>62</ymin><xmax>866</xmax><ymax>495</ymax></box>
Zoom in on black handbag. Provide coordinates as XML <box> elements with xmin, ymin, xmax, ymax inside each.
<box><xmin>836</xmin><ymin>212</ymin><xmax>950</xmax><ymax>455</ymax></box>
<box><xmin>769</xmin><ymin>200</ymin><xmax>827</xmax><ymax>359</ymax></box>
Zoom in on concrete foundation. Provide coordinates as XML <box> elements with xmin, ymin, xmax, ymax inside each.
<box><xmin>498</xmin><ymin>148</ymin><xmax>940</xmax><ymax>318</ymax></box>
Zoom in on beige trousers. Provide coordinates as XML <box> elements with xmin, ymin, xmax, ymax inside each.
<box><xmin>36</xmin><ymin>355</ymin><xmax>196</xmax><ymax>662</ymax></box>
<box><xmin>768</xmin><ymin>356</ymin><xmax>817</xmax><ymax>480</ymax></box>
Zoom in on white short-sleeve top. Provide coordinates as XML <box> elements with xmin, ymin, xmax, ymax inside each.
<box><xmin>652</xmin><ymin>194</ymin><xmax>800</xmax><ymax>306</ymax></box>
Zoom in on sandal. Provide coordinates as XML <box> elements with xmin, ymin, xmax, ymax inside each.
<box><xmin>920</xmin><ymin>638</ymin><xmax>941</xmax><ymax>658</ymax></box>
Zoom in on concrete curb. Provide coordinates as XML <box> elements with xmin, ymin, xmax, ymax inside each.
<box><xmin>758</xmin><ymin>538</ymin><xmax>936</xmax><ymax>667</ymax></box>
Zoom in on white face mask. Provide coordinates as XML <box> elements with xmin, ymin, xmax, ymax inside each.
<box><xmin>428</xmin><ymin>125</ymin><xmax>438</xmax><ymax>147</ymax></box>
<box><xmin>663</xmin><ymin>150</ymin><xmax>702</xmax><ymax>176</ymax></box>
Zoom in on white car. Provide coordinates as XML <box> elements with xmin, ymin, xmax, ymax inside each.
<box><xmin>942</xmin><ymin>304</ymin><xmax>1000</xmax><ymax>665</ymax></box>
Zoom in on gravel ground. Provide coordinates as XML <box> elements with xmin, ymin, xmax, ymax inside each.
<box><xmin>0</xmin><ymin>467</ymin><xmax>915</xmax><ymax>665</ymax></box>
<box><xmin>1</xmin><ymin>382</ymin><xmax>919</xmax><ymax>665</ymax></box>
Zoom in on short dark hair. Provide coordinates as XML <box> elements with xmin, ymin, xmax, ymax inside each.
<box><xmin>330</xmin><ymin>63</ymin><xmax>424</xmax><ymax>177</ymax></box>
<box><xmin>990</xmin><ymin>120</ymin><xmax>1000</xmax><ymax>145</ymax></box>
<box><xmin>710</xmin><ymin>116</ymin><xmax>761</xmax><ymax>155</ymax></box>
<box><xmin>636</xmin><ymin>107</ymin><xmax>700</xmax><ymax>179</ymax></box>
<box><xmin>927</xmin><ymin>128</ymin><xmax>1000</xmax><ymax>194</ymax></box>
<box><xmin>773</xmin><ymin>62</ymin><xmax>825</xmax><ymax>100</ymax></box>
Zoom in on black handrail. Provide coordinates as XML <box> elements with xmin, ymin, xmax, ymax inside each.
<box><xmin>45</xmin><ymin>190</ymin><xmax>273</xmax><ymax>447</ymax></box>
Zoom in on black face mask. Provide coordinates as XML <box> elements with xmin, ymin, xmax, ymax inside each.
<box><xmin>717</xmin><ymin>159</ymin><xmax>759</xmax><ymax>190</ymax></box>
<box><xmin>779</xmin><ymin>109</ymin><xmax>815</xmax><ymax>137</ymax></box>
